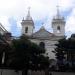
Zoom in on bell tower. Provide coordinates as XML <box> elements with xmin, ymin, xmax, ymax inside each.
<box><xmin>52</xmin><ymin>6</ymin><xmax>65</xmax><ymax>36</ymax></box>
<box><xmin>21</xmin><ymin>7</ymin><xmax>34</xmax><ymax>36</ymax></box>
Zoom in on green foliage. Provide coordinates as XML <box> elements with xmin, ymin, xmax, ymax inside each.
<box><xmin>7</xmin><ymin>35</ymin><xmax>49</xmax><ymax>70</ymax></box>
<box><xmin>54</xmin><ymin>38</ymin><xmax>67</xmax><ymax>61</ymax></box>
<box><xmin>53</xmin><ymin>35</ymin><xmax>75</xmax><ymax>71</ymax></box>
<box><xmin>0</xmin><ymin>33</ymin><xmax>11</xmax><ymax>67</ymax></box>
<box><xmin>52</xmin><ymin>38</ymin><xmax>68</xmax><ymax>71</ymax></box>
<box><xmin>0</xmin><ymin>34</ymin><xmax>49</xmax><ymax>71</ymax></box>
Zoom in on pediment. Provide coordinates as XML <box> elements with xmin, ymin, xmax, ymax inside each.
<box><xmin>32</xmin><ymin>27</ymin><xmax>55</xmax><ymax>39</ymax></box>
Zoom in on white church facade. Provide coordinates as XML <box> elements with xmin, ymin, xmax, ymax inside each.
<box><xmin>21</xmin><ymin>7</ymin><xmax>66</xmax><ymax>59</ymax></box>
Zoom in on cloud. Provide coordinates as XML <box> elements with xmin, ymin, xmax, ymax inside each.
<box><xmin>0</xmin><ymin>16</ymin><xmax>11</xmax><ymax>31</ymax></box>
<box><xmin>65</xmin><ymin>8</ymin><xmax>75</xmax><ymax>36</ymax></box>
<box><xmin>0</xmin><ymin>0</ymin><xmax>74</xmax><ymax>36</ymax></box>
<box><xmin>59</xmin><ymin>0</ymin><xmax>75</xmax><ymax>9</ymax></box>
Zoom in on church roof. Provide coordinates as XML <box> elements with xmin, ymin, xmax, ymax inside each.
<box><xmin>32</xmin><ymin>26</ymin><xmax>55</xmax><ymax>39</ymax></box>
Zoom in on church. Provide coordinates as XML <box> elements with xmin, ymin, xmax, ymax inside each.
<box><xmin>21</xmin><ymin>7</ymin><xmax>66</xmax><ymax>59</ymax></box>
<box><xmin>0</xmin><ymin>7</ymin><xmax>66</xmax><ymax>60</ymax></box>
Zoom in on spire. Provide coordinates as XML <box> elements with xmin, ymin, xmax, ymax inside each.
<box><xmin>26</xmin><ymin>7</ymin><xmax>32</xmax><ymax>20</ymax></box>
<box><xmin>56</xmin><ymin>5</ymin><xmax>61</xmax><ymax>19</ymax></box>
<box><xmin>28</xmin><ymin>7</ymin><xmax>31</xmax><ymax>17</ymax></box>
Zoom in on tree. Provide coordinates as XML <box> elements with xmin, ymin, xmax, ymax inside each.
<box><xmin>7</xmin><ymin>35</ymin><xmax>49</xmax><ymax>74</ymax></box>
<box><xmin>66</xmin><ymin>36</ymin><xmax>75</xmax><ymax>71</ymax></box>
<box><xmin>0</xmin><ymin>33</ymin><xmax>11</xmax><ymax>68</ymax></box>
<box><xmin>53</xmin><ymin>35</ymin><xmax>75</xmax><ymax>71</ymax></box>
<box><xmin>52</xmin><ymin>38</ymin><xmax>67</xmax><ymax>71</ymax></box>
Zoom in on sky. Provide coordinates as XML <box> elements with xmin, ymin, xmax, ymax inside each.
<box><xmin>0</xmin><ymin>0</ymin><xmax>75</xmax><ymax>37</ymax></box>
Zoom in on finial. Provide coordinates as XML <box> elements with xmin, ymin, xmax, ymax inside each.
<box><xmin>22</xmin><ymin>17</ymin><xmax>24</xmax><ymax>21</ymax></box>
<box><xmin>42</xmin><ymin>22</ymin><xmax>44</xmax><ymax>25</ymax></box>
<box><xmin>28</xmin><ymin>7</ymin><xmax>30</xmax><ymax>11</ymax></box>
<box><xmin>41</xmin><ymin>22</ymin><xmax>45</xmax><ymax>30</ymax></box>
<box><xmin>41</xmin><ymin>26</ymin><xmax>45</xmax><ymax>30</ymax></box>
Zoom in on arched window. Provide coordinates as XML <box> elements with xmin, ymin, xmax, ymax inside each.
<box><xmin>39</xmin><ymin>42</ymin><xmax>45</xmax><ymax>49</ymax></box>
<box><xmin>25</xmin><ymin>27</ymin><xmax>28</xmax><ymax>33</ymax></box>
<box><xmin>57</xmin><ymin>26</ymin><xmax>60</xmax><ymax>33</ymax></box>
<box><xmin>57</xmin><ymin>26</ymin><xmax>60</xmax><ymax>30</ymax></box>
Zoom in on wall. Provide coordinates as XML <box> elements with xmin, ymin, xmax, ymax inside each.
<box><xmin>30</xmin><ymin>39</ymin><xmax>58</xmax><ymax>59</ymax></box>
<box><xmin>0</xmin><ymin>69</ymin><xmax>22</xmax><ymax>75</ymax></box>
